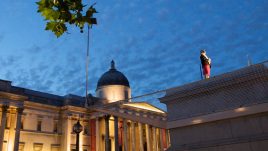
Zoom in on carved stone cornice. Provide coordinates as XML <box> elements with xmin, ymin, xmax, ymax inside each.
<box><xmin>60</xmin><ymin>105</ymin><xmax>90</xmax><ymax>114</ymax></box>
<box><xmin>91</xmin><ymin>105</ymin><xmax>167</xmax><ymax>128</ymax></box>
<box><xmin>0</xmin><ymin>91</ymin><xmax>27</xmax><ymax>102</ymax></box>
<box><xmin>24</xmin><ymin>101</ymin><xmax>59</xmax><ymax>112</ymax></box>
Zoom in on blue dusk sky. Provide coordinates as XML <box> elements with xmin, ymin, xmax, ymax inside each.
<box><xmin>0</xmin><ymin>0</ymin><xmax>267</xmax><ymax>107</ymax></box>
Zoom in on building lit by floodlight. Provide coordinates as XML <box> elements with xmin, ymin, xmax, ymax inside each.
<box><xmin>0</xmin><ymin>61</ymin><xmax>170</xmax><ymax>151</ymax></box>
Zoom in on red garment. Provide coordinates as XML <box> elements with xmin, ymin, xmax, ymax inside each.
<box><xmin>203</xmin><ymin>64</ymin><xmax>211</xmax><ymax>76</ymax></box>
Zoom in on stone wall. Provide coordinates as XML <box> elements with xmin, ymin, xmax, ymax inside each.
<box><xmin>169</xmin><ymin>112</ymin><xmax>268</xmax><ymax>151</ymax></box>
<box><xmin>161</xmin><ymin>62</ymin><xmax>268</xmax><ymax>151</ymax></box>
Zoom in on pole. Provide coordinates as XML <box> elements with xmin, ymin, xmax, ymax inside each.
<box><xmin>85</xmin><ymin>25</ymin><xmax>90</xmax><ymax>107</ymax></box>
<box><xmin>76</xmin><ymin>133</ymin><xmax>79</xmax><ymax>151</ymax></box>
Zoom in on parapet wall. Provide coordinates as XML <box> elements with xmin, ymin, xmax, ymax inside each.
<box><xmin>160</xmin><ymin>61</ymin><xmax>268</xmax><ymax>151</ymax></box>
<box><xmin>161</xmin><ymin>62</ymin><xmax>268</xmax><ymax>121</ymax></box>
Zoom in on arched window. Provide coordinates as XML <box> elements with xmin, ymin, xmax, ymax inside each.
<box><xmin>98</xmin><ymin>90</ymin><xmax>103</xmax><ymax>98</ymax></box>
<box><xmin>124</xmin><ymin>90</ymin><xmax>128</xmax><ymax>99</ymax></box>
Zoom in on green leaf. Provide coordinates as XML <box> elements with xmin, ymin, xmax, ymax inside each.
<box><xmin>37</xmin><ymin>0</ymin><xmax>97</xmax><ymax>37</ymax></box>
<box><xmin>41</xmin><ymin>8</ymin><xmax>60</xmax><ymax>20</ymax></box>
<box><xmin>86</xmin><ymin>5</ymin><xmax>97</xmax><ymax>18</ymax></box>
<box><xmin>45</xmin><ymin>21</ymin><xmax>67</xmax><ymax>37</ymax></box>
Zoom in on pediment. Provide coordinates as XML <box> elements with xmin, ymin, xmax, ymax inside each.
<box><xmin>122</xmin><ymin>102</ymin><xmax>165</xmax><ymax>113</ymax></box>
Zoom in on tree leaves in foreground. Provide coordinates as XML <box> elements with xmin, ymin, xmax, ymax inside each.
<box><xmin>36</xmin><ymin>0</ymin><xmax>97</xmax><ymax>37</ymax></box>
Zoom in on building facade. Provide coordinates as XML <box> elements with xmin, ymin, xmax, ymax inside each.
<box><xmin>161</xmin><ymin>61</ymin><xmax>268</xmax><ymax>151</ymax></box>
<box><xmin>0</xmin><ymin>61</ymin><xmax>170</xmax><ymax>151</ymax></box>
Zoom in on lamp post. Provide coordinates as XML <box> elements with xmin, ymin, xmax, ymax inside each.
<box><xmin>73</xmin><ymin>120</ymin><xmax>83</xmax><ymax>151</ymax></box>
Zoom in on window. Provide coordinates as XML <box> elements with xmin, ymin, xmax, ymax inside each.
<box><xmin>98</xmin><ymin>91</ymin><xmax>103</xmax><ymax>98</ymax></box>
<box><xmin>53</xmin><ymin>121</ymin><xmax>58</xmax><ymax>133</ymax></box>
<box><xmin>20</xmin><ymin>119</ymin><xmax>24</xmax><ymax>130</ymax></box>
<box><xmin>37</xmin><ymin>120</ymin><xmax>42</xmax><ymax>131</ymax></box>
<box><xmin>33</xmin><ymin>143</ymin><xmax>43</xmax><ymax>151</ymax></box>
<box><xmin>5</xmin><ymin>118</ymin><xmax>9</xmax><ymax>128</ymax></box>
<box><xmin>83</xmin><ymin>125</ymin><xmax>89</xmax><ymax>135</ymax></box>
<box><xmin>19</xmin><ymin>142</ymin><xmax>25</xmax><ymax>151</ymax></box>
<box><xmin>124</xmin><ymin>90</ymin><xmax>128</xmax><ymax>99</ymax></box>
<box><xmin>51</xmin><ymin>145</ymin><xmax>60</xmax><ymax>151</ymax></box>
<box><xmin>71</xmin><ymin>145</ymin><xmax>76</xmax><ymax>151</ymax></box>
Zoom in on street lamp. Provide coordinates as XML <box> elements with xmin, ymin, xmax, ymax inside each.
<box><xmin>73</xmin><ymin>120</ymin><xmax>83</xmax><ymax>151</ymax></box>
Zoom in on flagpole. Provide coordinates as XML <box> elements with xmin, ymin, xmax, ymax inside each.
<box><xmin>85</xmin><ymin>25</ymin><xmax>90</xmax><ymax>107</ymax></box>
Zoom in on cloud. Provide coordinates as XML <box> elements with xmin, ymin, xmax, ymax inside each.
<box><xmin>1</xmin><ymin>0</ymin><xmax>267</xmax><ymax>108</ymax></box>
<box><xmin>0</xmin><ymin>55</ymin><xmax>20</xmax><ymax>68</ymax></box>
<box><xmin>157</xmin><ymin>8</ymin><xmax>169</xmax><ymax>20</ymax></box>
<box><xmin>26</xmin><ymin>45</ymin><xmax>43</xmax><ymax>53</ymax></box>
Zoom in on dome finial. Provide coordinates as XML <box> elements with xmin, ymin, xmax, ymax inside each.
<box><xmin>111</xmin><ymin>60</ymin><xmax>115</xmax><ymax>69</ymax></box>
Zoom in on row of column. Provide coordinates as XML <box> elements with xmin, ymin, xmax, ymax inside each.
<box><xmin>0</xmin><ymin>105</ymin><xmax>24</xmax><ymax>151</ymax></box>
<box><xmin>95</xmin><ymin>115</ymin><xmax>169</xmax><ymax>151</ymax></box>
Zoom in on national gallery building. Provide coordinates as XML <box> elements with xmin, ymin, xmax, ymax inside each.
<box><xmin>0</xmin><ymin>61</ymin><xmax>170</xmax><ymax>151</ymax></box>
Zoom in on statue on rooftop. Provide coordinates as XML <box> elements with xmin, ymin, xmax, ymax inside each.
<box><xmin>200</xmin><ymin>49</ymin><xmax>212</xmax><ymax>79</ymax></box>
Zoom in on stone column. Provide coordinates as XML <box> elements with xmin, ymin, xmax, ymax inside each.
<box><xmin>13</xmin><ymin>108</ymin><xmax>24</xmax><ymax>151</ymax></box>
<box><xmin>166</xmin><ymin>130</ymin><xmax>170</xmax><ymax>148</ymax></box>
<box><xmin>0</xmin><ymin>105</ymin><xmax>9</xmax><ymax>151</ymax></box>
<box><xmin>152</xmin><ymin>127</ymin><xmax>156</xmax><ymax>151</ymax></box>
<box><xmin>114</xmin><ymin>116</ymin><xmax>119</xmax><ymax>151</ymax></box>
<box><xmin>159</xmin><ymin>129</ymin><xmax>164</xmax><ymax>151</ymax></box>
<box><xmin>61</xmin><ymin>115</ymin><xmax>71</xmax><ymax>151</ymax></box>
<box><xmin>79</xmin><ymin>121</ymin><xmax>83</xmax><ymax>151</ymax></box>
<box><xmin>162</xmin><ymin>129</ymin><xmax>167</xmax><ymax>149</ymax></box>
<box><xmin>138</xmin><ymin>123</ymin><xmax>144</xmax><ymax>151</ymax></box>
<box><xmin>105</xmin><ymin>115</ymin><xmax>111</xmax><ymax>151</ymax></box>
<box><xmin>145</xmin><ymin>124</ymin><xmax>151</xmax><ymax>151</ymax></box>
<box><xmin>123</xmin><ymin>119</ymin><xmax>128</xmax><ymax>151</ymax></box>
<box><xmin>7</xmin><ymin>109</ymin><xmax>16</xmax><ymax>151</ymax></box>
<box><xmin>156</xmin><ymin>128</ymin><xmax>159</xmax><ymax>151</ymax></box>
<box><xmin>131</xmin><ymin>122</ymin><xmax>136</xmax><ymax>151</ymax></box>
<box><xmin>96</xmin><ymin>118</ymin><xmax>100</xmax><ymax>151</ymax></box>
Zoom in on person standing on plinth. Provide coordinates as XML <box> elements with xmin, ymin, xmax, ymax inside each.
<box><xmin>200</xmin><ymin>49</ymin><xmax>212</xmax><ymax>79</ymax></box>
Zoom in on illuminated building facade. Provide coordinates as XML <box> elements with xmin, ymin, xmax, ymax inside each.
<box><xmin>161</xmin><ymin>61</ymin><xmax>268</xmax><ymax>151</ymax></box>
<box><xmin>0</xmin><ymin>61</ymin><xmax>170</xmax><ymax>151</ymax></box>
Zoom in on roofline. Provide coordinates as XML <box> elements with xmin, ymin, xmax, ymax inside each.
<box><xmin>160</xmin><ymin>61</ymin><xmax>268</xmax><ymax>103</ymax></box>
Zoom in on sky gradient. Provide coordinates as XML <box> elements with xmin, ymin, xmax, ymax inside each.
<box><xmin>0</xmin><ymin>0</ymin><xmax>267</xmax><ymax>108</ymax></box>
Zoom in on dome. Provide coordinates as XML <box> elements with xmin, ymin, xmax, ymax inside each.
<box><xmin>97</xmin><ymin>60</ymin><xmax>130</xmax><ymax>89</ymax></box>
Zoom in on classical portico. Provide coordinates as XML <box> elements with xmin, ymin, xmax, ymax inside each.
<box><xmin>86</xmin><ymin>60</ymin><xmax>170</xmax><ymax>151</ymax></box>
<box><xmin>88</xmin><ymin>101</ymin><xmax>169</xmax><ymax>151</ymax></box>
